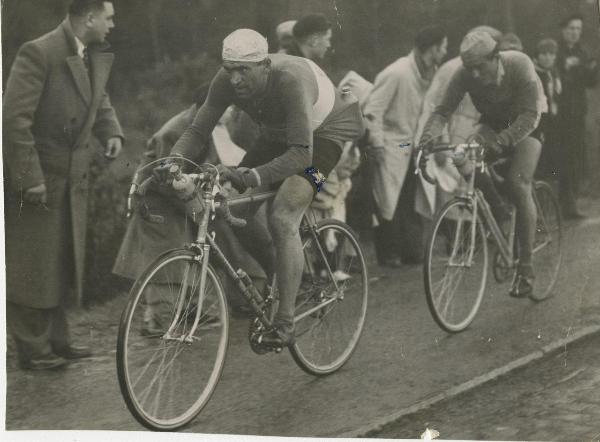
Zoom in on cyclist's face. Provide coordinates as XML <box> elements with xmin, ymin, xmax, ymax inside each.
<box><xmin>537</xmin><ymin>52</ymin><xmax>556</xmax><ymax>70</ymax></box>
<box><xmin>464</xmin><ymin>57</ymin><xmax>498</xmax><ymax>86</ymax></box>
<box><xmin>562</xmin><ymin>19</ymin><xmax>582</xmax><ymax>46</ymax></box>
<box><xmin>222</xmin><ymin>59</ymin><xmax>270</xmax><ymax>99</ymax></box>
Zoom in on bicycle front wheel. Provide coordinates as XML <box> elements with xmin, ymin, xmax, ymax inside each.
<box><xmin>117</xmin><ymin>249</ymin><xmax>229</xmax><ymax>431</ymax></box>
<box><xmin>530</xmin><ymin>181</ymin><xmax>562</xmax><ymax>301</ymax></box>
<box><xmin>425</xmin><ymin>198</ymin><xmax>488</xmax><ymax>333</ymax></box>
<box><xmin>290</xmin><ymin>219</ymin><xmax>368</xmax><ymax>376</ymax></box>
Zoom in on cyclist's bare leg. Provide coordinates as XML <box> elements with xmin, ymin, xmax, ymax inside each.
<box><xmin>268</xmin><ymin>175</ymin><xmax>314</xmax><ymax>338</ymax></box>
<box><xmin>506</xmin><ymin>136</ymin><xmax>541</xmax><ymax>273</ymax></box>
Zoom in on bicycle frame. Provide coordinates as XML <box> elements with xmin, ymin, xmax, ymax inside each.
<box><xmin>178</xmin><ymin>187</ymin><xmax>344</xmax><ymax>335</ymax></box>
<box><xmin>437</xmin><ymin>146</ymin><xmax>517</xmax><ymax>270</ymax></box>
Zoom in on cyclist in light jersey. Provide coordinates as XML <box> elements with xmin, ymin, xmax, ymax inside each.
<box><xmin>421</xmin><ymin>31</ymin><xmax>546</xmax><ymax>298</ymax></box>
<box><xmin>171</xmin><ymin>29</ymin><xmax>365</xmax><ymax>347</ymax></box>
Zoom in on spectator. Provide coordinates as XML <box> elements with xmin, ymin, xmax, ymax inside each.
<box><xmin>556</xmin><ymin>13</ymin><xmax>598</xmax><ymax>218</ymax></box>
<box><xmin>498</xmin><ymin>32</ymin><xmax>523</xmax><ymax>51</ymax></box>
<box><xmin>364</xmin><ymin>25</ymin><xmax>448</xmax><ymax>266</ymax></box>
<box><xmin>533</xmin><ymin>38</ymin><xmax>562</xmax><ymax>179</ymax></box>
<box><xmin>290</xmin><ymin>13</ymin><xmax>332</xmax><ymax>62</ymax></box>
<box><xmin>3</xmin><ymin>0</ymin><xmax>124</xmax><ymax>370</ymax></box>
<box><xmin>275</xmin><ymin>20</ymin><xmax>297</xmax><ymax>54</ymax></box>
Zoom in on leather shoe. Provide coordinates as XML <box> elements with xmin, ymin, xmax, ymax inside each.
<box><xmin>54</xmin><ymin>345</ymin><xmax>92</xmax><ymax>359</ymax></box>
<box><xmin>259</xmin><ymin>328</ymin><xmax>295</xmax><ymax>348</ymax></box>
<box><xmin>20</xmin><ymin>354</ymin><xmax>68</xmax><ymax>370</ymax></box>
<box><xmin>509</xmin><ymin>274</ymin><xmax>535</xmax><ymax>298</ymax></box>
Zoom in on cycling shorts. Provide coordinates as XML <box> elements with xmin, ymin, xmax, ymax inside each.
<box><xmin>239</xmin><ymin>136</ymin><xmax>342</xmax><ymax>194</ymax></box>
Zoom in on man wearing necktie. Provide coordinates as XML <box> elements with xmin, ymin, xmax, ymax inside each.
<box><xmin>3</xmin><ymin>0</ymin><xmax>124</xmax><ymax>370</ymax></box>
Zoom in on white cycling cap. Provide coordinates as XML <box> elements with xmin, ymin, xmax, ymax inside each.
<box><xmin>222</xmin><ymin>29</ymin><xmax>268</xmax><ymax>62</ymax></box>
<box><xmin>460</xmin><ymin>31</ymin><xmax>497</xmax><ymax>66</ymax></box>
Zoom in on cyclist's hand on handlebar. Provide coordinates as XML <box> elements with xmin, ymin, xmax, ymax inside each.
<box><xmin>218</xmin><ymin>166</ymin><xmax>259</xmax><ymax>194</ymax></box>
<box><xmin>484</xmin><ymin>139</ymin><xmax>508</xmax><ymax>162</ymax></box>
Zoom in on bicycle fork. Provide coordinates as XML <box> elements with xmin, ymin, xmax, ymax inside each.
<box><xmin>162</xmin><ymin>244</ymin><xmax>211</xmax><ymax>343</ymax></box>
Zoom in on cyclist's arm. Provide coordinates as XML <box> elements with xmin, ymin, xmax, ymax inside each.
<box><xmin>363</xmin><ymin>66</ymin><xmax>400</xmax><ymax>147</ymax></box>
<box><xmin>420</xmin><ymin>69</ymin><xmax>467</xmax><ymax>143</ymax></box>
<box><xmin>496</xmin><ymin>60</ymin><xmax>541</xmax><ymax>147</ymax></box>
<box><xmin>171</xmin><ymin>71</ymin><xmax>232</xmax><ymax>159</ymax></box>
<box><xmin>253</xmin><ymin>72</ymin><xmax>318</xmax><ymax>186</ymax></box>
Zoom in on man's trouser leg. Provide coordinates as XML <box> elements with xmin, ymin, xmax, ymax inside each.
<box><xmin>506</xmin><ymin>136</ymin><xmax>542</xmax><ymax>272</ymax></box>
<box><xmin>393</xmin><ymin>167</ymin><xmax>424</xmax><ymax>264</ymax></box>
<box><xmin>7</xmin><ymin>302</ymin><xmax>69</xmax><ymax>363</ymax></box>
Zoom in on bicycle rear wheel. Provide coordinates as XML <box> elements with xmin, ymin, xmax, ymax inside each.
<box><xmin>290</xmin><ymin>219</ymin><xmax>368</xmax><ymax>376</ymax></box>
<box><xmin>117</xmin><ymin>249</ymin><xmax>229</xmax><ymax>431</ymax></box>
<box><xmin>530</xmin><ymin>181</ymin><xmax>562</xmax><ymax>301</ymax></box>
<box><xmin>424</xmin><ymin>198</ymin><xmax>488</xmax><ymax>333</ymax></box>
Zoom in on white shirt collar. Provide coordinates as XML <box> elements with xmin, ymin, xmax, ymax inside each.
<box><xmin>74</xmin><ymin>36</ymin><xmax>86</xmax><ymax>58</ymax></box>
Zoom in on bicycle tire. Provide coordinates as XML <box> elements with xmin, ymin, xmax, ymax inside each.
<box><xmin>289</xmin><ymin>219</ymin><xmax>368</xmax><ymax>376</ymax></box>
<box><xmin>530</xmin><ymin>181</ymin><xmax>563</xmax><ymax>301</ymax></box>
<box><xmin>117</xmin><ymin>249</ymin><xmax>229</xmax><ymax>431</ymax></box>
<box><xmin>424</xmin><ymin>198</ymin><xmax>488</xmax><ymax>333</ymax></box>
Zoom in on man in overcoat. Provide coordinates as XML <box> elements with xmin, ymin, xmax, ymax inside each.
<box><xmin>556</xmin><ymin>13</ymin><xmax>598</xmax><ymax>218</ymax></box>
<box><xmin>364</xmin><ymin>25</ymin><xmax>447</xmax><ymax>266</ymax></box>
<box><xmin>3</xmin><ymin>0</ymin><xmax>124</xmax><ymax>370</ymax></box>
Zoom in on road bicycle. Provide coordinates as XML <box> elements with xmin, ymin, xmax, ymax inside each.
<box><xmin>116</xmin><ymin>157</ymin><xmax>368</xmax><ymax>430</ymax></box>
<box><xmin>416</xmin><ymin>137</ymin><xmax>562</xmax><ymax>333</ymax></box>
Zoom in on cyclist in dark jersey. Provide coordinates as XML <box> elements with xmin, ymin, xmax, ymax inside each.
<box><xmin>421</xmin><ymin>31</ymin><xmax>546</xmax><ymax>298</ymax></box>
<box><xmin>171</xmin><ymin>29</ymin><xmax>365</xmax><ymax>347</ymax></box>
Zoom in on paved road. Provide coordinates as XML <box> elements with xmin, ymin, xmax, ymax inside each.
<box><xmin>372</xmin><ymin>332</ymin><xmax>600</xmax><ymax>441</ymax></box>
<box><xmin>5</xmin><ymin>198</ymin><xmax>600</xmax><ymax>436</ymax></box>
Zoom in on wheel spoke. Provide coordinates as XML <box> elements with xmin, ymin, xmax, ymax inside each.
<box><xmin>291</xmin><ymin>222</ymin><xmax>367</xmax><ymax>375</ymax></box>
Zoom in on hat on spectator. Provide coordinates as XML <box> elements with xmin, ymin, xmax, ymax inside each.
<box><xmin>293</xmin><ymin>14</ymin><xmax>331</xmax><ymax>41</ymax></box>
<box><xmin>222</xmin><ymin>29</ymin><xmax>268</xmax><ymax>62</ymax></box>
<box><xmin>536</xmin><ymin>38</ymin><xmax>558</xmax><ymax>55</ymax></box>
<box><xmin>468</xmin><ymin>25</ymin><xmax>502</xmax><ymax>42</ymax></box>
<box><xmin>498</xmin><ymin>32</ymin><xmax>523</xmax><ymax>51</ymax></box>
<box><xmin>276</xmin><ymin>20</ymin><xmax>297</xmax><ymax>41</ymax></box>
<box><xmin>460</xmin><ymin>31</ymin><xmax>497</xmax><ymax>65</ymax></box>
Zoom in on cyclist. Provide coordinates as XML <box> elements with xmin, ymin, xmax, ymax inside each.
<box><xmin>420</xmin><ymin>31</ymin><xmax>546</xmax><ymax>298</ymax></box>
<box><xmin>170</xmin><ymin>29</ymin><xmax>365</xmax><ymax>347</ymax></box>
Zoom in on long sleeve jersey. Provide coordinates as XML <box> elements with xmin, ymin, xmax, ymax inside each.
<box><xmin>171</xmin><ymin>54</ymin><xmax>364</xmax><ymax>186</ymax></box>
<box><xmin>423</xmin><ymin>51</ymin><xmax>544</xmax><ymax>147</ymax></box>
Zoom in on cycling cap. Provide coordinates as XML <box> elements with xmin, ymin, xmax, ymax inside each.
<box><xmin>460</xmin><ymin>31</ymin><xmax>497</xmax><ymax>65</ymax></box>
<box><xmin>222</xmin><ymin>29</ymin><xmax>268</xmax><ymax>62</ymax></box>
